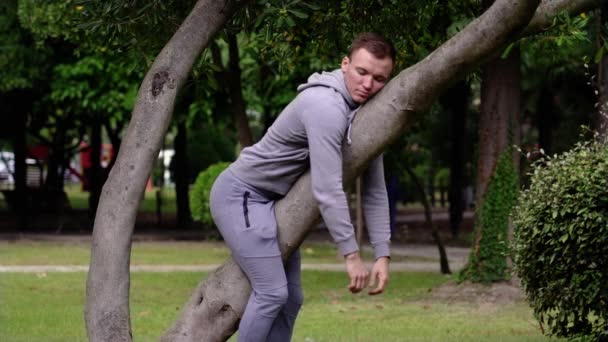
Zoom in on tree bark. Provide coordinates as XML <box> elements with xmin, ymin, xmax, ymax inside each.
<box><xmin>84</xmin><ymin>1</ymin><xmax>248</xmax><ymax>341</ymax></box>
<box><xmin>162</xmin><ymin>0</ymin><xmax>548</xmax><ymax>340</ymax></box>
<box><xmin>474</xmin><ymin>46</ymin><xmax>521</xmax><ymax>208</ymax></box>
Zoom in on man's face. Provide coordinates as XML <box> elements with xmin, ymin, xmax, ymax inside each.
<box><xmin>341</xmin><ymin>48</ymin><xmax>393</xmax><ymax>104</ymax></box>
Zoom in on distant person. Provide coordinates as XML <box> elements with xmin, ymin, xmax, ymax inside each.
<box><xmin>210</xmin><ymin>32</ymin><xmax>395</xmax><ymax>342</ymax></box>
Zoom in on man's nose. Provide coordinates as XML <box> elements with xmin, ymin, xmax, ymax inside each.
<box><xmin>362</xmin><ymin>76</ymin><xmax>372</xmax><ymax>89</ymax></box>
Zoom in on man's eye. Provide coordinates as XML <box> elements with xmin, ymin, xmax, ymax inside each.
<box><xmin>357</xmin><ymin>69</ymin><xmax>367</xmax><ymax>75</ymax></box>
<box><xmin>375</xmin><ymin>77</ymin><xmax>387</xmax><ymax>83</ymax></box>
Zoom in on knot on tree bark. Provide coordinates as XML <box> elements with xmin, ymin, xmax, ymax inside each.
<box><xmin>151</xmin><ymin>71</ymin><xmax>171</xmax><ymax>97</ymax></box>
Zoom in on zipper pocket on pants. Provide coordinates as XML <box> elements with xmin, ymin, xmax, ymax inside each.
<box><xmin>242</xmin><ymin>191</ymin><xmax>250</xmax><ymax>228</ymax></box>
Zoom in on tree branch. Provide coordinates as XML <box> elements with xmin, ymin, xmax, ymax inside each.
<box><xmin>523</xmin><ymin>0</ymin><xmax>600</xmax><ymax>36</ymax></box>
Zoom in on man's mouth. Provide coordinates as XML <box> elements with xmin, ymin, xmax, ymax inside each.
<box><xmin>357</xmin><ymin>90</ymin><xmax>369</xmax><ymax>98</ymax></box>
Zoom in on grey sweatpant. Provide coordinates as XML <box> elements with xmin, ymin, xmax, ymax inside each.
<box><xmin>210</xmin><ymin>169</ymin><xmax>303</xmax><ymax>342</ymax></box>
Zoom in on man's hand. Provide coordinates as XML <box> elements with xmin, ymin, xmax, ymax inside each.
<box><xmin>368</xmin><ymin>256</ymin><xmax>390</xmax><ymax>295</ymax></box>
<box><xmin>344</xmin><ymin>252</ymin><xmax>369</xmax><ymax>293</ymax></box>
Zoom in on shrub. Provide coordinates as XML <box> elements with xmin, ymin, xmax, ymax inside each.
<box><xmin>190</xmin><ymin>162</ymin><xmax>230</xmax><ymax>227</ymax></box>
<box><xmin>512</xmin><ymin>140</ymin><xmax>608</xmax><ymax>340</ymax></box>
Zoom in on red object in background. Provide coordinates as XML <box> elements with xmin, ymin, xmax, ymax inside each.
<box><xmin>27</xmin><ymin>144</ymin><xmax>49</xmax><ymax>161</ymax></box>
<box><xmin>80</xmin><ymin>143</ymin><xmax>114</xmax><ymax>191</ymax></box>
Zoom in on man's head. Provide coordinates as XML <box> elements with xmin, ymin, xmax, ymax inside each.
<box><xmin>341</xmin><ymin>32</ymin><xmax>395</xmax><ymax>104</ymax></box>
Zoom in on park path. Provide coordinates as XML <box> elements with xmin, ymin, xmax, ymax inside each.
<box><xmin>0</xmin><ymin>243</ymin><xmax>469</xmax><ymax>273</ymax></box>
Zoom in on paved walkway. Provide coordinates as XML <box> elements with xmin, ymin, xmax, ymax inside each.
<box><xmin>0</xmin><ymin>260</ymin><xmax>467</xmax><ymax>273</ymax></box>
<box><xmin>0</xmin><ymin>243</ymin><xmax>469</xmax><ymax>273</ymax></box>
<box><xmin>1</xmin><ymin>232</ymin><xmax>471</xmax><ymax>273</ymax></box>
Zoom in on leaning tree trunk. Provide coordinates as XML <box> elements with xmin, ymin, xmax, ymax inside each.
<box><xmin>84</xmin><ymin>1</ymin><xmax>248</xmax><ymax>341</ymax></box>
<box><xmin>162</xmin><ymin>0</ymin><xmax>563</xmax><ymax>340</ymax></box>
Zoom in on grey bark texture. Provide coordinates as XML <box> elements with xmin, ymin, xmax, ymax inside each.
<box><xmin>84</xmin><ymin>1</ymin><xmax>248</xmax><ymax>341</ymax></box>
<box><xmin>163</xmin><ymin>0</ymin><xmax>546</xmax><ymax>340</ymax></box>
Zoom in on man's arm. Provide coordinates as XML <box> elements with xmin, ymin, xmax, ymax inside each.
<box><xmin>362</xmin><ymin>155</ymin><xmax>391</xmax><ymax>294</ymax></box>
<box><xmin>300</xmin><ymin>90</ymin><xmax>368</xmax><ymax>293</ymax></box>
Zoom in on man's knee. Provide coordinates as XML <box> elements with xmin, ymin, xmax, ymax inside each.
<box><xmin>253</xmin><ymin>285</ymin><xmax>289</xmax><ymax>317</ymax></box>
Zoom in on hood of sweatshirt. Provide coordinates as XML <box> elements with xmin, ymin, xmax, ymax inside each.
<box><xmin>296</xmin><ymin>69</ymin><xmax>360</xmax><ymax>144</ymax></box>
<box><xmin>296</xmin><ymin>69</ymin><xmax>359</xmax><ymax>110</ymax></box>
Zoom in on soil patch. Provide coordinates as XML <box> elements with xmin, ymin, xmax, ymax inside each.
<box><xmin>426</xmin><ymin>277</ymin><xmax>526</xmax><ymax>305</ymax></box>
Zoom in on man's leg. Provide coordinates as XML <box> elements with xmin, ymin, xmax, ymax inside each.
<box><xmin>210</xmin><ymin>170</ymin><xmax>289</xmax><ymax>341</ymax></box>
<box><xmin>267</xmin><ymin>249</ymin><xmax>304</xmax><ymax>342</ymax></box>
<box><xmin>235</xmin><ymin>255</ymin><xmax>289</xmax><ymax>342</ymax></box>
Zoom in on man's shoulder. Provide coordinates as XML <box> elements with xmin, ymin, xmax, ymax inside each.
<box><xmin>296</xmin><ymin>86</ymin><xmax>349</xmax><ymax>112</ymax></box>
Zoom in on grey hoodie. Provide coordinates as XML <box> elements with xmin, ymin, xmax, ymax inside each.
<box><xmin>229</xmin><ymin>69</ymin><xmax>390</xmax><ymax>259</ymax></box>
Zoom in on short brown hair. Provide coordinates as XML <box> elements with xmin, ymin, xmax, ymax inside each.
<box><xmin>348</xmin><ymin>32</ymin><xmax>395</xmax><ymax>62</ymax></box>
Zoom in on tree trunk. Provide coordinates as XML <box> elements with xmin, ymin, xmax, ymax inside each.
<box><xmin>85</xmin><ymin>1</ymin><xmax>248</xmax><ymax>341</ymax></box>
<box><xmin>536</xmin><ymin>85</ymin><xmax>554</xmax><ymax>156</ymax></box>
<box><xmin>227</xmin><ymin>33</ymin><xmax>254</xmax><ymax>148</ymax></box>
<box><xmin>163</xmin><ymin>1</ymin><xmax>550</xmax><ymax>340</ymax></box>
<box><xmin>174</xmin><ymin>120</ymin><xmax>192</xmax><ymax>228</ymax></box>
<box><xmin>440</xmin><ymin>80</ymin><xmax>469</xmax><ymax>237</ymax></box>
<box><xmin>404</xmin><ymin>163</ymin><xmax>451</xmax><ymax>274</ymax></box>
<box><xmin>474</xmin><ymin>47</ymin><xmax>521</xmax><ymax>208</ymax></box>
<box><xmin>88</xmin><ymin>114</ymin><xmax>103</xmax><ymax>219</ymax></box>
<box><xmin>13</xmin><ymin>106</ymin><xmax>28</xmax><ymax>230</ymax></box>
<box><xmin>598</xmin><ymin>1</ymin><xmax>608</xmax><ymax>142</ymax></box>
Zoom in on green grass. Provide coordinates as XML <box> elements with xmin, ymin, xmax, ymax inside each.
<box><xmin>0</xmin><ymin>240</ymin><xmax>430</xmax><ymax>266</ymax></box>
<box><xmin>64</xmin><ymin>184</ymin><xmax>177</xmax><ymax>213</ymax></box>
<box><xmin>0</xmin><ymin>271</ymin><xmax>559</xmax><ymax>342</ymax></box>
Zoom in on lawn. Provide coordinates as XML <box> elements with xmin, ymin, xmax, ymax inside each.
<box><xmin>0</xmin><ymin>240</ymin><xmax>433</xmax><ymax>266</ymax></box>
<box><xmin>65</xmin><ymin>184</ymin><xmax>177</xmax><ymax>214</ymax></box>
<box><xmin>0</xmin><ymin>271</ymin><xmax>559</xmax><ymax>342</ymax></box>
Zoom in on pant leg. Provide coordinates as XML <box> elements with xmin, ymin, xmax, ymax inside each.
<box><xmin>267</xmin><ymin>249</ymin><xmax>304</xmax><ymax>342</ymax></box>
<box><xmin>210</xmin><ymin>170</ymin><xmax>288</xmax><ymax>342</ymax></box>
<box><xmin>236</xmin><ymin>255</ymin><xmax>288</xmax><ymax>342</ymax></box>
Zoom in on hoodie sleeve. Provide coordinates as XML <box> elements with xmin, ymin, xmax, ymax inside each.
<box><xmin>300</xmin><ymin>90</ymin><xmax>359</xmax><ymax>256</ymax></box>
<box><xmin>362</xmin><ymin>155</ymin><xmax>391</xmax><ymax>259</ymax></box>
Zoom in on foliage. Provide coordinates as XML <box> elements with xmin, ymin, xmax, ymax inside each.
<box><xmin>460</xmin><ymin>149</ymin><xmax>519</xmax><ymax>283</ymax></box>
<box><xmin>190</xmin><ymin>162</ymin><xmax>229</xmax><ymax>227</ymax></box>
<box><xmin>49</xmin><ymin>55</ymin><xmax>140</xmax><ymax>116</ymax></box>
<box><xmin>512</xmin><ymin>139</ymin><xmax>608</xmax><ymax>340</ymax></box>
<box><xmin>185</xmin><ymin>122</ymin><xmax>235</xmax><ymax>180</ymax></box>
<box><xmin>0</xmin><ymin>0</ymin><xmax>50</xmax><ymax>91</ymax></box>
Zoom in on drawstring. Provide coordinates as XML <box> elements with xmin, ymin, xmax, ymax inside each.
<box><xmin>346</xmin><ymin>123</ymin><xmax>353</xmax><ymax>145</ymax></box>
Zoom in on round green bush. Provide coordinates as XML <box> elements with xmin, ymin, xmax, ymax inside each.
<box><xmin>512</xmin><ymin>140</ymin><xmax>608</xmax><ymax>340</ymax></box>
<box><xmin>190</xmin><ymin>162</ymin><xmax>230</xmax><ymax>227</ymax></box>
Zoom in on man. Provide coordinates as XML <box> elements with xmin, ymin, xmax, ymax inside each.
<box><xmin>210</xmin><ymin>32</ymin><xmax>395</xmax><ymax>342</ymax></box>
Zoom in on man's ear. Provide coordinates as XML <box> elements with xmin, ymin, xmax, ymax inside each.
<box><xmin>341</xmin><ymin>56</ymin><xmax>350</xmax><ymax>72</ymax></box>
